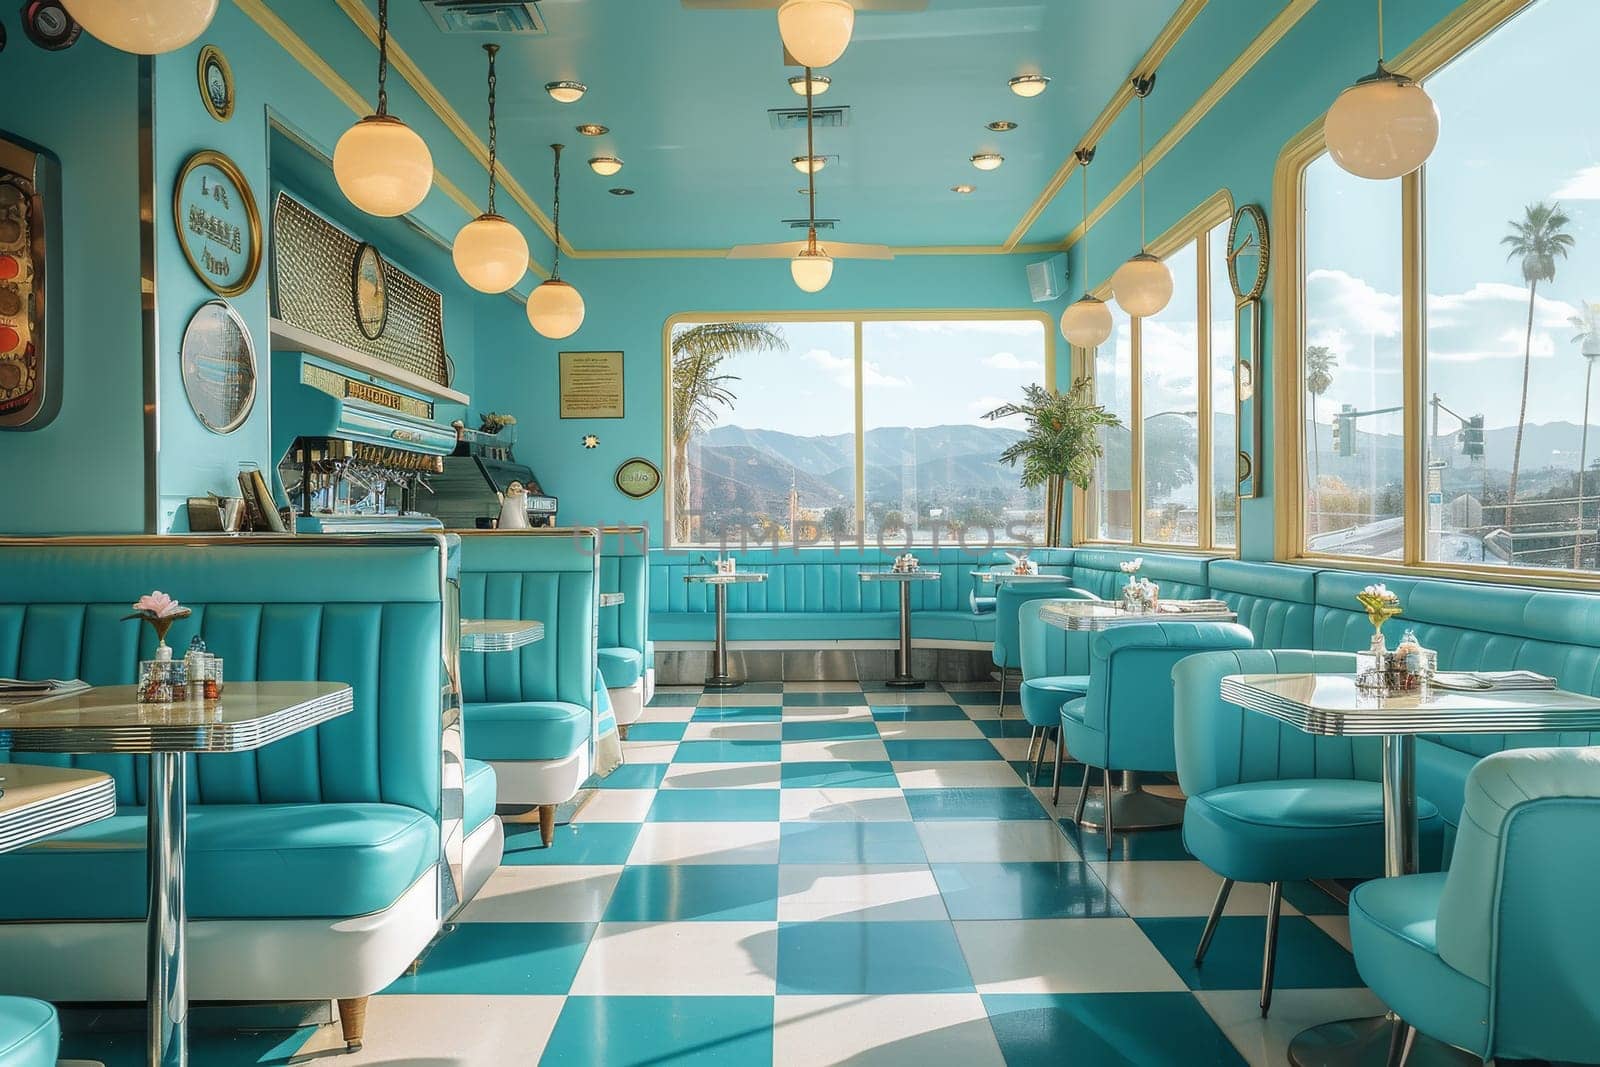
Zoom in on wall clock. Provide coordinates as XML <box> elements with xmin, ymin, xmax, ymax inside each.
<box><xmin>173</xmin><ymin>150</ymin><xmax>261</xmax><ymax>297</ymax></box>
<box><xmin>351</xmin><ymin>242</ymin><xmax>388</xmax><ymax>341</ymax></box>
<box><xmin>1226</xmin><ymin>204</ymin><xmax>1269</xmax><ymax>302</ymax></box>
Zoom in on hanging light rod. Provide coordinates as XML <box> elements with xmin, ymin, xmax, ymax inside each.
<box><xmin>333</xmin><ymin>0</ymin><xmax>433</xmax><ymax>217</ymax></box>
<box><xmin>1060</xmin><ymin>146</ymin><xmax>1113</xmax><ymax>349</ymax></box>
<box><xmin>454</xmin><ymin>43</ymin><xmax>530</xmax><ymax>295</ymax></box>
<box><xmin>1111</xmin><ymin>72</ymin><xmax>1173</xmax><ymax>318</ymax></box>
<box><xmin>527</xmin><ymin>144</ymin><xmax>585</xmax><ymax>339</ymax></box>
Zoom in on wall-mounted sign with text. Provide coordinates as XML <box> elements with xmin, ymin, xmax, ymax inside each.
<box><xmin>614</xmin><ymin>457</ymin><xmax>661</xmax><ymax>500</ymax></box>
<box><xmin>559</xmin><ymin>350</ymin><xmax>624</xmax><ymax>419</ymax></box>
<box><xmin>174</xmin><ymin>150</ymin><xmax>261</xmax><ymax>298</ymax></box>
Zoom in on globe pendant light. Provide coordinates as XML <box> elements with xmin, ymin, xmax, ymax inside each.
<box><xmin>1325</xmin><ymin>0</ymin><xmax>1439</xmax><ymax>180</ymax></box>
<box><xmin>1060</xmin><ymin>148</ymin><xmax>1113</xmax><ymax>349</ymax></box>
<box><xmin>528</xmin><ymin>145</ymin><xmax>586</xmax><ymax>339</ymax></box>
<box><xmin>1111</xmin><ymin>75</ymin><xmax>1173</xmax><ymax>319</ymax></box>
<box><xmin>61</xmin><ymin>0</ymin><xmax>216</xmax><ymax>53</ymax></box>
<box><xmin>791</xmin><ymin>66</ymin><xmax>834</xmax><ymax>293</ymax></box>
<box><xmin>777</xmin><ymin>0</ymin><xmax>854</xmax><ymax>69</ymax></box>
<box><xmin>454</xmin><ymin>45</ymin><xmax>529</xmax><ymax>295</ymax></box>
<box><xmin>334</xmin><ymin>0</ymin><xmax>433</xmax><ymax>217</ymax></box>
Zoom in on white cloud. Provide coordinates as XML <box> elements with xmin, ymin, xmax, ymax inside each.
<box><xmin>802</xmin><ymin>348</ymin><xmax>910</xmax><ymax>389</ymax></box>
<box><xmin>1553</xmin><ymin>164</ymin><xmax>1600</xmax><ymax>200</ymax></box>
<box><xmin>982</xmin><ymin>351</ymin><xmax>1042</xmax><ymax>372</ymax></box>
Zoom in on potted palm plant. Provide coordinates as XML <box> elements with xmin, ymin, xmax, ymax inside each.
<box><xmin>986</xmin><ymin>377</ymin><xmax>1122</xmax><ymax>547</ymax></box>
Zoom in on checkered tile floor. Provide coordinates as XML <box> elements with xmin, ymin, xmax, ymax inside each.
<box><xmin>63</xmin><ymin>681</ymin><xmax>1384</xmax><ymax>1066</ymax></box>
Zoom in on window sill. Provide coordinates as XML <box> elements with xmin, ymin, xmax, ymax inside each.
<box><xmin>1283</xmin><ymin>553</ymin><xmax>1600</xmax><ymax>593</ymax></box>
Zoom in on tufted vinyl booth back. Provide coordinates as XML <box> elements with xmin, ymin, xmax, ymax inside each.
<box><xmin>1068</xmin><ymin>548</ymin><xmax>1217</xmax><ymax>602</ymax></box>
<box><xmin>598</xmin><ymin>527</ymin><xmax>648</xmax><ymax>656</ymax></box>
<box><xmin>0</xmin><ymin>537</ymin><xmax>446</xmax><ymax>815</ymax></box>
<box><xmin>454</xmin><ymin>530</ymin><xmax>597</xmax><ymax>710</ymax></box>
<box><xmin>1208</xmin><ymin>560</ymin><xmax>1318</xmax><ymax>648</ymax></box>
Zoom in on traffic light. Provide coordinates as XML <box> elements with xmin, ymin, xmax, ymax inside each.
<box><xmin>1461</xmin><ymin>414</ymin><xmax>1485</xmax><ymax>459</ymax></box>
<box><xmin>1336</xmin><ymin>404</ymin><xmax>1357</xmax><ymax>457</ymax></box>
<box><xmin>1330</xmin><ymin>415</ymin><xmax>1342</xmax><ymax>457</ymax></box>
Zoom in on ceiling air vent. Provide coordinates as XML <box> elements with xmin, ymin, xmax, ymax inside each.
<box><xmin>784</xmin><ymin>219</ymin><xmax>838</xmax><ymax>230</ymax></box>
<box><xmin>770</xmin><ymin>106</ymin><xmax>850</xmax><ymax>131</ymax></box>
<box><xmin>420</xmin><ymin>1</ymin><xmax>547</xmax><ymax>34</ymax></box>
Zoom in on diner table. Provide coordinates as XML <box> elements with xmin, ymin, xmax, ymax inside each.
<box><xmin>969</xmin><ymin>570</ymin><xmax>1072</xmax><ymax>584</ymax></box>
<box><xmin>1042</xmin><ymin>598</ymin><xmax>1240</xmax><ymax>831</ymax></box>
<box><xmin>459</xmin><ymin>618</ymin><xmax>545</xmax><ymax>654</ymax></box>
<box><xmin>0</xmin><ymin>681</ymin><xmax>354</xmax><ymax>1067</ymax></box>
<box><xmin>683</xmin><ymin>572</ymin><xmax>767</xmax><ymax>689</ymax></box>
<box><xmin>860</xmin><ymin>569</ymin><xmax>942</xmax><ymax>688</ymax></box>
<box><xmin>1220</xmin><ymin>672</ymin><xmax>1600</xmax><ymax>1066</ymax></box>
<box><xmin>0</xmin><ymin>762</ymin><xmax>116</xmax><ymax>854</ymax></box>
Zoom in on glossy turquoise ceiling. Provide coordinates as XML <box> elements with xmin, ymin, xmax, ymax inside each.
<box><xmin>333</xmin><ymin>0</ymin><xmax>1183</xmax><ymax>251</ymax></box>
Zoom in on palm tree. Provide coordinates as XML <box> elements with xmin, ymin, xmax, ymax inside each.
<box><xmin>670</xmin><ymin>323</ymin><xmax>787</xmax><ymax>542</ymax></box>
<box><xmin>1502</xmin><ymin>202</ymin><xmax>1575</xmax><ymax>515</ymax></box>
<box><xmin>1304</xmin><ymin>345</ymin><xmax>1337</xmax><ymax>536</ymax></box>
<box><xmin>1569</xmin><ymin>302</ymin><xmax>1600</xmax><ymax>568</ymax></box>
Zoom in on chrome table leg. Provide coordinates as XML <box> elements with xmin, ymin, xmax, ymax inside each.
<box><xmin>885</xmin><ymin>581</ymin><xmax>923</xmax><ymax>688</ymax></box>
<box><xmin>704</xmin><ymin>582</ymin><xmax>741</xmax><ymax>689</ymax></box>
<box><xmin>148</xmin><ymin>751</ymin><xmax>187</xmax><ymax>1067</ymax></box>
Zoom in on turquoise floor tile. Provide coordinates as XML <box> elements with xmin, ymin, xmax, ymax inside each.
<box><xmin>885</xmin><ymin>738</ymin><xmax>1001</xmax><ymax>762</ymax></box>
<box><xmin>542</xmin><ymin>996</ymin><xmax>774</xmax><ymax>1066</ymax></box>
<box><xmin>1136</xmin><ymin>915</ymin><xmax>1363</xmax><ymax>991</ymax></box>
<box><xmin>597</xmin><ymin>763</ymin><xmax>671</xmax><ymax>789</ymax></box>
<box><xmin>1281</xmin><ymin>879</ymin><xmax>1351</xmax><ymax>916</ymax></box>
<box><xmin>1060</xmin><ymin>821</ymin><xmax>1193</xmax><ymax>861</ymax></box>
<box><xmin>648</xmin><ymin>788</ymin><xmax>780</xmax><ymax>822</ymax></box>
<box><xmin>780</xmin><ymin>821</ymin><xmax>927</xmax><ymax>863</ymax></box>
<box><xmin>777</xmin><ymin>920</ymin><xmax>973</xmax><ymax>994</ymax></box>
<box><xmin>782</xmin><ymin>691</ymin><xmax>869</xmax><ymax>706</ymax></box>
<box><xmin>863</xmin><ymin>691</ymin><xmax>956</xmax><ymax>706</ymax></box>
<box><xmin>625</xmin><ymin>721</ymin><xmax>689</xmax><ymax>741</ymax></box>
<box><xmin>61</xmin><ymin>1028</ymin><xmax>314</xmax><ymax>1066</ymax></box>
<box><xmin>983</xmin><ymin>993</ymin><xmax>1247</xmax><ymax>1066</ymax></box>
<box><xmin>646</xmin><ymin>692</ymin><xmax>703</xmax><ymax>707</ymax></box>
<box><xmin>931</xmin><ymin>862</ymin><xmax>1124</xmax><ymax>919</ymax></box>
<box><xmin>977</xmin><ymin>718</ymin><xmax>1039</xmax><ymax>738</ymax></box>
<box><xmin>781</xmin><ymin>720</ymin><xmax>879</xmax><ymax>740</ymax></box>
<box><xmin>603</xmin><ymin>864</ymin><xmax>780</xmax><ymax>921</ymax></box>
<box><xmin>904</xmin><ymin>787</ymin><xmax>1049</xmax><ymax>821</ymax></box>
<box><xmin>384</xmin><ymin>922</ymin><xmax>594</xmax><ymax>995</ymax></box>
<box><xmin>781</xmin><ymin>760</ymin><xmax>899</xmax><ymax>789</ymax></box>
<box><xmin>869</xmin><ymin>705</ymin><xmax>970</xmax><ymax>722</ymax></box>
<box><xmin>503</xmin><ymin>821</ymin><xmax>641</xmax><ymax>865</ymax></box>
<box><xmin>691</xmin><ymin>704</ymin><xmax>783</xmax><ymax>722</ymax></box>
<box><xmin>952</xmin><ymin>690</ymin><xmax>1004</xmax><ymax>705</ymax></box>
<box><xmin>674</xmin><ymin>739</ymin><xmax>782</xmax><ymax>763</ymax></box>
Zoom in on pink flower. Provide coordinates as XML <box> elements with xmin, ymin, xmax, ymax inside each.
<box><xmin>131</xmin><ymin>591</ymin><xmax>187</xmax><ymax>619</ymax></box>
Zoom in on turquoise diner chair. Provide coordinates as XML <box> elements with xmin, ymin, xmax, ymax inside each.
<box><xmin>1017</xmin><ymin>591</ymin><xmax>1100</xmax><ymax>786</ymax></box>
<box><xmin>1061</xmin><ymin>620</ymin><xmax>1255</xmax><ymax>858</ymax></box>
<box><xmin>0</xmin><ymin>997</ymin><xmax>56</xmax><ymax>1067</ymax></box>
<box><xmin>992</xmin><ymin>579</ymin><xmax>1081</xmax><ymax>718</ymax></box>
<box><xmin>1173</xmin><ymin>649</ymin><xmax>1445</xmax><ymax>1017</ymax></box>
<box><xmin>1350</xmin><ymin>746</ymin><xmax>1600</xmax><ymax>1065</ymax></box>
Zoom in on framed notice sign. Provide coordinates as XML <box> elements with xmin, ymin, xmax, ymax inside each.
<box><xmin>559</xmin><ymin>350</ymin><xmax>624</xmax><ymax>419</ymax></box>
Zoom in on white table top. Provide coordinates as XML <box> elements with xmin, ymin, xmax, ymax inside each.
<box><xmin>0</xmin><ymin>681</ymin><xmax>354</xmax><ymax>754</ymax></box>
<box><xmin>859</xmin><ymin>570</ymin><xmax>941</xmax><ymax>582</ymax></box>
<box><xmin>1221</xmin><ymin>672</ymin><xmax>1600</xmax><ymax>737</ymax></box>
<box><xmin>970</xmin><ymin>571</ymin><xmax>1071</xmax><ymax>583</ymax></box>
<box><xmin>1040</xmin><ymin>599</ymin><xmax>1237</xmax><ymax>631</ymax></box>
<box><xmin>460</xmin><ymin>619</ymin><xmax>546</xmax><ymax>653</ymax></box>
<box><xmin>0</xmin><ymin>764</ymin><xmax>116</xmax><ymax>853</ymax></box>
<box><xmin>683</xmin><ymin>572</ymin><xmax>767</xmax><ymax>584</ymax></box>
<box><xmin>600</xmin><ymin>592</ymin><xmax>626</xmax><ymax>608</ymax></box>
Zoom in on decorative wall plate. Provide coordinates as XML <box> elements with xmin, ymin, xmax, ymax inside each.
<box><xmin>351</xmin><ymin>242</ymin><xmax>388</xmax><ymax>341</ymax></box>
<box><xmin>615</xmin><ymin>457</ymin><xmax>661</xmax><ymax>499</ymax></box>
<box><xmin>180</xmin><ymin>299</ymin><xmax>256</xmax><ymax>434</ymax></box>
<box><xmin>197</xmin><ymin>44</ymin><xmax>234</xmax><ymax>123</ymax></box>
<box><xmin>173</xmin><ymin>150</ymin><xmax>261</xmax><ymax>297</ymax></box>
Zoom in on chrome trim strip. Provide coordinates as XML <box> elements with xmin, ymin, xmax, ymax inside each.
<box><xmin>1220</xmin><ymin>676</ymin><xmax>1600</xmax><ymax>737</ymax></box>
<box><xmin>3</xmin><ymin>689</ymin><xmax>353</xmax><ymax>754</ymax></box>
<box><xmin>138</xmin><ymin>55</ymin><xmax>159</xmax><ymax>533</ymax></box>
<box><xmin>460</xmin><ymin>620</ymin><xmax>545</xmax><ymax>653</ymax></box>
<box><xmin>0</xmin><ymin>774</ymin><xmax>116</xmax><ymax>852</ymax></box>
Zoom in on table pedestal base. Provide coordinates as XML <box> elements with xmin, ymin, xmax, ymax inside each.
<box><xmin>1076</xmin><ymin>774</ymin><xmax>1185</xmax><ymax>832</ymax></box>
<box><xmin>1289</xmin><ymin>1015</ymin><xmax>1477</xmax><ymax>1067</ymax></box>
<box><xmin>883</xmin><ymin>675</ymin><xmax>925</xmax><ymax>689</ymax></box>
<box><xmin>703</xmin><ymin>675</ymin><xmax>744</xmax><ymax>690</ymax></box>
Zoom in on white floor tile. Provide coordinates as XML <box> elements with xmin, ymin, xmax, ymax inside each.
<box><xmin>780</xmin><ymin>738</ymin><xmax>891</xmax><ymax>763</ymax></box>
<box><xmin>781</xmin><ymin>703</ymin><xmax>875</xmax><ymax>721</ymax></box>
<box><xmin>1310</xmin><ymin>913</ymin><xmax>1352</xmax><ymax>951</ymax></box>
<box><xmin>780</xmin><ymin>788</ymin><xmax>911</xmax><ymax>822</ymax></box>
<box><xmin>891</xmin><ymin>761</ymin><xmax>1026</xmax><ymax>789</ymax></box>
<box><xmin>866</xmin><ymin>692</ymin><xmax>958</xmax><ymax>706</ymax></box>
<box><xmin>777</xmin><ymin>864</ymin><xmax>947</xmax><ymax>922</ymax></box>
<box><xmin>916</xmin><ymin>821</ymin><xmax>1080</xmax><ymax>863</ymax></box>
<box><xmin>659</xmin><ymin>761</ymin><xmax>784</xmax><ymax>790</ymax></box>
<box><xmin>571</xmin><ymin>789</ymin><xmax>657</xmax><ymax>824</ymax></box>
<box><xmin>620</xmin><ymin>739</ymin><xmax>679</xmax><ymax>764</ymax></box>
<box><xmin>873</xmin><ymin>719</ymin><xmax>985</xmax><ymax>740</ymax></box>
<box><xmin>1195</xmin><ymin>988</ymin><xmax>1386</xmax><ymax>1067</ymax></box>
<box><xmin>681</xmin><ymin>720</ymin><xmax>783</xmax><ymax>741</ymax></box>
<box><xmin>626</xmin><ymin>821</ymin><xmax>781</xmax><ymax>865</ymax></box>
<box><xmin>773</xmin><ymin>994</ymin><xmax>1005</xmax><ymax>1067</ymax></box>
<box><xmin>571</xmin><ymin>921</ymin><xmax>778</xmax><ymax>995</ymax></box>
<box><xmin>640</xmin><ymin>704</ymin><xmax>697</xmax><ymax>722</ymax></box>
<box><xmin>701</xmin><ymin>692</ymin><xmax>783</xmax><ymax>707</ymax></box>
<box><xmin>457</xmin><ymin>865</ymin><xmax>622</xmax><ymax>923</ymax></box>
<box><xmin>296</xmin><ymin>995</ymin><xmax>564</xmax><ymax>1065</ymax></box>
<box><xmin>960</xmin><ymin>704</ymin><xmax>1005</xmax><ymax>721</ymax></box>
<box><xmin>954</xmin><ymin>918</ymin><xmax>1188</xmax><ymax>994</ymax></box>
<box><xmin>991</xmin><ymin>736</ymin><xmax>1043</xmax><ymax>762</ymax></box>
<box><xmin>1089</xmin><ymin>862</ymin><xmax>1300</xmax><ymax>918</ymax></box>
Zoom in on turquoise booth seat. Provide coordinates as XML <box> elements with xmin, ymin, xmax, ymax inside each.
<box><xmin>454</xmin><ymin>529</ymin><xmax>599</xmax><ymax>844</ymax></box>
<box><xmin>1350</xmin><ymin>747</ymin><xmax>1600</xmax><ymax>1063</ymax></box>
<box><xmin>1017</xmin><ymin>592</ymin><xmax>1099</xmax><ymax>785</ymax></box>
<box><xmin>598</xmin><ymin>526</ymin><xmax>651</xmax><ymax>735</ymax></box>
<box><xmin>1206</xmin><ymin>560</ymin><xmax>1318</xmax><ymax>648</ymax></box>
<box><xmin>0</xmin><ymin>536</ymin><xmax>494</xmax><ymax>1050</ymax></box>
<box><xmin>1060</xmin><ymin>621</ymin><xmax>1255</xmax><ymax>857</ymax></box>
<box><xmin>0</xmin><ymin>998</ymin><xmax>54</xmax><ymax>1067</ymax></box>
<box><xmin>1173</xmin><ymin>648</ymin><xmax>1444</xmax><ymax>1016</ymax></box>
<box><xmin>992</xmin><ymin>579</ymin><xmax>1083</xmax><ymax>719</ymax></box>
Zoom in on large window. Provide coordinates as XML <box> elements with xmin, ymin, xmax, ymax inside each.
<box><xmin>1078</xmin><ymin>206</ymin><xmax>1236</xmax><ymax>551</ymax></box>
<box><xmin>667</xmin><ymin>313</ymin><xmax>1054</xmax><ymax>548</ymax></box>
<box><xmin>1287</xmin><ymin>0</ymin><xmax>1600</xmax><ymax>579</ymax></box>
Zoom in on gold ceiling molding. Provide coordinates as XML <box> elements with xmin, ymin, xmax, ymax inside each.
<box><xmin>1060</xmin><ymin>0</ymin><xmax>1318</xmax><ymax>259</ymax></box>
<box><xmin>231</xmin><ymin>0</ymin><xmax>552</xmax><ymax>282</ymax></box>
<box><xmin>566</xmin><ymin>242</ymin><xmax>1062</xmax><ymax>261</ymax></box>
<box><xmin>1003</xmin><ymin>0</ymin><xmax>1210</xmax><ymax>252</ymax></box>
<box><xmin>1389</xmin><ymin>0</ymin><xmax>1534</xmax><ymax>76</ymax></box>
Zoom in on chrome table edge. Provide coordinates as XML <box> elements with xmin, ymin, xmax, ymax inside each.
<box><xmin>1040</xmin><ymin>604</ymin><xmax>1237</xmax><ymax>631</ymax></box>
<box><xmin>599</xmin><ymin>592</ymin><xmax>626</xmax><ymax>608</ymax></box>
<box><xmin>459</xmin><ymin>620</ymin><xmax>546</xmax><ymax>653</ymax></box>
<box><xmin>0</xmin><ymin>771</ymin><xmax>116</xmax><ymax>852</ymax></box>
<box><xmin>1219</xmin><ymin>676</ymin><xmax>1600</xmax><ymax>736</ymax></box>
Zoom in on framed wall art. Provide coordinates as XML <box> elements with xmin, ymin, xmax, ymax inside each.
<box><xmin>197</xmin><ymin>44</ymin><xmax>235</xmax><ymax>123</ymax></box>
<box><xmin>173</xmin><ymin>149</ymin><xmax>261</xmax><ymax>298</ymax></box>
<box><xmin>351</xmin><ymin>241</ymin><xmax>388</xmax><ymax>341</ymax></box>
<box><xmin>180</xmin><ymin>299</ymin><xmax>256</xmax><ymax>434</ymax></box>
<box><xmin>614</xmin><ymin>457</ymin><xmax>661</xmax><ymax>499</ymax></box>
<box><xmin>559</xmin><ymin>350</ymin><xmax>624</xmax><ymax>419</ymax></box>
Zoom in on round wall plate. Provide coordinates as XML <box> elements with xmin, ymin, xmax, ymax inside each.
<box><xmin>614</xmin><ymin>457</ymin><xmax>662</xmax><ymax>499</ymax></box>
<box><xmin>198</xmin><ymin>44</ymin><xmax>235</xmax><ymax>123</ymax></box>
<box><xmin>180</xmin><ymin>299</ymin><xmax>257</xmax><ymax>434</ymax></box>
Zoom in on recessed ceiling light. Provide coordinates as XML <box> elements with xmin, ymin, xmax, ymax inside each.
<box><xmin>589</xmin><ymin>156</ymin><xmax>624</xmax><ymax>177</ymax></box>
<box><xmin>951</xmin><ymin>184</ymin><xmax>976</xmax><ymax>194</ymax></box>
<box><xmin>1008</xmin><ymin>74</ymin><xmax>1050</xmax><ymax>98</ymax></box>
<box><xmin>576</xmin><ymin>123</ymin><xmax>609</xmax><ymax>137</ymax></box>
<box><xmin>787</xmin><ymin>73</ymin><xmax>832</xmax><ymax>97</ymax></box>
<box><xmin>545</xmin><ymin>81</ymin><xmax>587</xmax><ymax>104</ymax></box>
<box><xmin>987</xmin><ymin>120</ymin><xmax>1018</xmax><ymax>132</ymax></box>
<box><xmin>609</xmin><ymin>187</ymin><xmax>635</xmax><ymax>196</ymax></box>
<box><xmin>970</xmin><ymin>153</ymin><xmax>1004</xmax><ymax>171</ymax></box>
<box><xmin>792</xmin><ymin>155</ymin><xmax>828</xmax><ymax>175</ymax></box>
